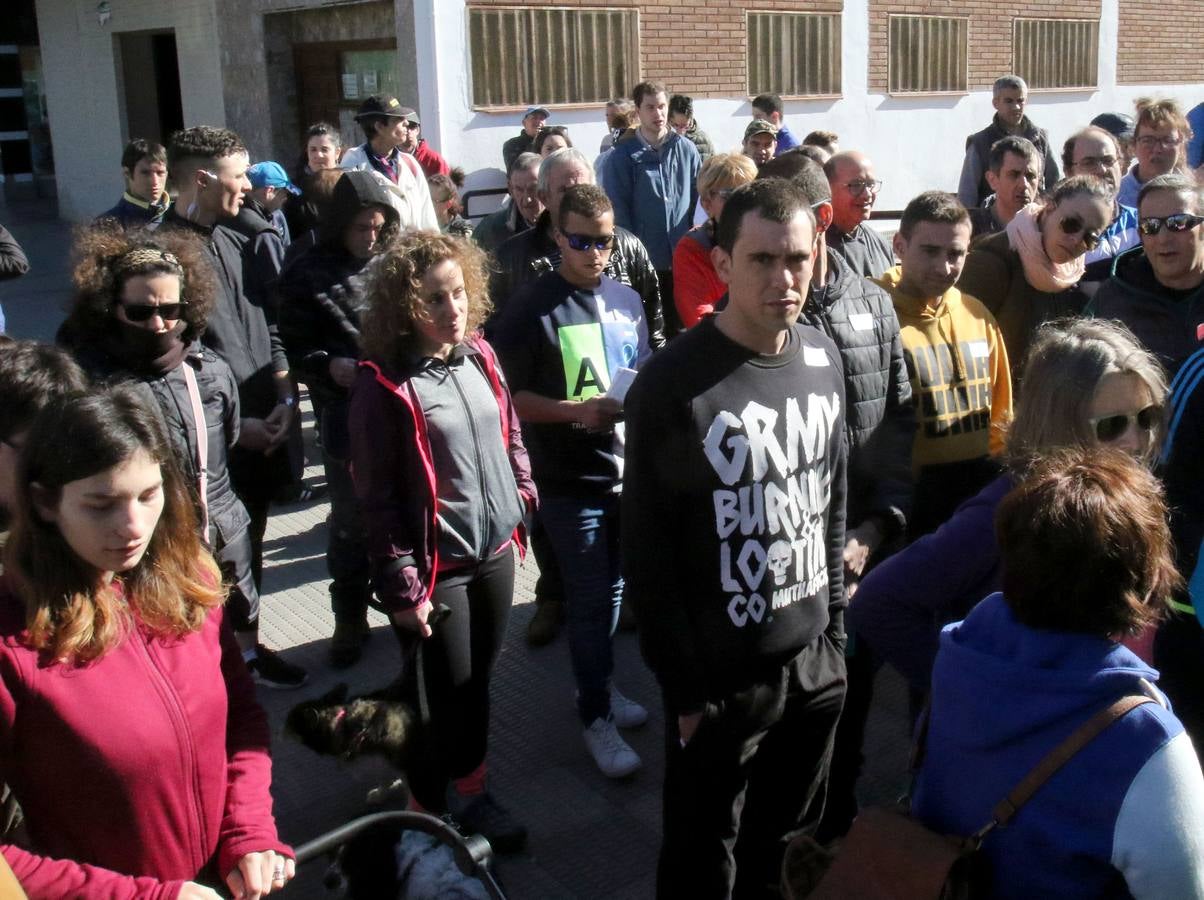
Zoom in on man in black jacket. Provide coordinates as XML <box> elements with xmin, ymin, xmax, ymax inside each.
<box><xmin>957</xmin><ymin>75</ymin><xmax>1059</xmax><ymax>208</ymax></box>
<box><xmin>502</xmin><ymin>105</ymin><xmax>549</xmax><ymax>173</ymax></box>
<box><xmin>162</xmin><ymin>125</ymin><xmax>305</xmax><ymax>687</ymax></box>
<box><xmin>623</xmin><ymin>179</ymin><xmax>847</xmax><ymax>898</ymax></box>
<box><xmin>278</xmin><ymin>171</ymin><xmax>400</xmax><ymax>667</ymax></box>
<box><xmin>824</xmin><ymin>151</ymin><xmax>895</xmax><ymax>279</ymax></box>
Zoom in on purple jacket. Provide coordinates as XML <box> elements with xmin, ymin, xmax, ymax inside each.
<box><xmin>348</xmin><ymin>336</ymin><xmax>536</xmax><ymax>612</ymax></box>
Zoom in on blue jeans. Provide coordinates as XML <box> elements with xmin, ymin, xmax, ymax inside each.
<box><xmin>540</xmin><ymin>492</ymin><xmax>622</xmax><ymax>724</ymax></box>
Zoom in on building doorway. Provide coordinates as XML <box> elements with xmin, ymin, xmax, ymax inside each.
<box><xmin>117</xmin><ymin>29</ymin><xmax>183</xmax><ymax>146</ymax></box>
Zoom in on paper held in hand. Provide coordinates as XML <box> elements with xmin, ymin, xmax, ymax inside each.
<box><xmin>605</xmin><ymin>367</ymin><xmax>638</xmax><ymax>407</ymax></box>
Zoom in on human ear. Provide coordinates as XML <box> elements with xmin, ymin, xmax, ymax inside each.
<box><xmin>814</xmin><ymin>202</ymin><xmax>834</xmax><ymax>233</ymax></box>
<box><xmin>712</xmin><ymin>245</ymin><xmax>733</xmax><ymax>285</ymax></box>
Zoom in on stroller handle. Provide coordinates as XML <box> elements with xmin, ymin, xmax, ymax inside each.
<box><xmin>293</xmin><ymin>810</ymin><xmax>505</xmax><ymax>899</ymax></box>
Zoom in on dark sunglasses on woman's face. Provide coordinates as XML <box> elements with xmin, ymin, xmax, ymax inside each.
<box><xmin>1090</xmin><ymin>404</ymin><xmax>1161</xmax><ymax>443</ymax></box>
<box><xmin>1057</xmin><ymin>215</ymin><xmax>1103</xmax><ymax>250</ymax></box>
<box><xmin>120</xmin><ymin>302</ymin><xmax>188</xmax><ymax>322</ymax></box>
<box><xmin>1138</xmin><ymin>213</ymin><xmax>1204</xmax><ymax>236</ymax></box>
<box><xmin>564</xmin><ymin>233</ymin><xmax>615</xmax><ymax>252</ymax></box>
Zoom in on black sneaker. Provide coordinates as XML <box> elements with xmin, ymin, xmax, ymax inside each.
<box><xmin>247</xmin><ymin>645</ymin><xmax>308</xmax><ymax>689</ymax></box>
<box><xmin>451</xmin><ymin>792</ymin><xmax>527</xmax><ymax>854</ymax></box>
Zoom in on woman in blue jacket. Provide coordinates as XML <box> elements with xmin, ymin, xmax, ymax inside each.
<box><xmin>912</xmin><ymin>448</ymin><xmax>1204</xmax><ymax>899</ymax></box>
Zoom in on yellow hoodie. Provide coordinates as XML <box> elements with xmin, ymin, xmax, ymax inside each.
<box><xmin>874</xmin><ymin>266</ymin><xmax>1012</xmax><ymax>471</ymax></box>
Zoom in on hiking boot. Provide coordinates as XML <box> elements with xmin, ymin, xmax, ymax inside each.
<box><xmin>451</xmin><ymin>791</ymin><xmax>528</xmax><ymax>854</ymax></box>
<box><xmin>583</xmin><ymin>716</ymin><xmax>641</xmax><ymax>779</ymax></box>
<box><xmin>610</xmin><ymin>687</ymin><xmax>648</xmax><ymax>729</ymax></box>
<box><xmin>329</xmin><ymin>620</ymin><xmax>369</xmax><ymax>669</ymax></box>
<box><xmin>247</xmin><ymin>645</ymin><xmax>308</xmax><ymax>689</ymax></box>
<box><xmin>526</xmin><ymin>597</ymin><xmax>564</xmax><ymax>647</ymax></box>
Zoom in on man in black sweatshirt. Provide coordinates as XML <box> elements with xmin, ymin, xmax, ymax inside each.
<box><xmin>622</xmin><ymin>178</ymin><xmax>848</xmax><ymax>898</ymax></box>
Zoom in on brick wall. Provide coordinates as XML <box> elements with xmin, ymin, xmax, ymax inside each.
<box><xmin>867</xmin><ymin>0</ymin><xmax>1101</xmax><ymax>92</ymax></box>
<box><xmin>1117</xmin><ymin>0</ymin><xmax>1204</xmax><ymax>84</ymax></box>
<box><xmin>466</xmin><ymin>0</ymin><xmax>840</xmax><ymax>98</ymax></box>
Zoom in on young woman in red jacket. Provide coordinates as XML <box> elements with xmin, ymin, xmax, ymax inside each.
<box><xmin>0</xmin><ymin>385</ymin><xmax>293</xmax><ymax>900</ymax></box>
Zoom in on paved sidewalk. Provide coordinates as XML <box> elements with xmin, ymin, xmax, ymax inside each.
<box><xmin>1</xmin><ymin>201</ymin><xmax>915</xmax><ymax>899</ymax></box>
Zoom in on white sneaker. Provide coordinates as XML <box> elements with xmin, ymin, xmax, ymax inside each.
<box><xmin>610</xmin><ymin>687</ymin><xmax>649</xmax><ymax>729</ymax></box>
<box><xmin>583</xmin><ymin>716</ymin><xmax>642</xmax><ymax>778</ymax></box>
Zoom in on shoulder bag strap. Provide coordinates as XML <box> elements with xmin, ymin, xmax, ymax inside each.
<box><xmin>969</xmin><ymin>694</ymin><xmax>1157</xmax><ymax>845</ymax></box>
<box><xmin>181</xmin><ymin>363</ymin><xmax>210</xmax><ymax>540</ymax></box>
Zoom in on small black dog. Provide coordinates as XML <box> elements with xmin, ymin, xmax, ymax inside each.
<box><xmin>285</xmin><ymin>682</ymin><xmax>417</xmax><ymax>771</ymax></box>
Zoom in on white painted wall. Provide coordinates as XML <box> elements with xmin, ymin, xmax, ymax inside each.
<box><xmin>418</xmin><ymin>0</ymin><xmax>1204</xmax><ymax>216</ymax></box>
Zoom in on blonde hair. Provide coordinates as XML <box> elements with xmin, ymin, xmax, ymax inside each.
<box><xmin>698</xmin><ymin>153</ymin><xmax>758</xmax><ymax>198</ymax></box>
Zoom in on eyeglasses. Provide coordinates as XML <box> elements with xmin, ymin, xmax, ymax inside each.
<box><xmin>1136</xmin><ymin>135</ymin><xmax>1182</xmax><ymax>150</ymax></box>
<box><xmin>1138</xmin><ymin>213</ymin><xmax>1204</xmax><ymax>236</ymax></box>
<box><xmin>1058</xmin><ymin>215</ymin><xmax>1103</xmax><ymax>250</ymax></box>
<box><xmin>1074</xmin><ymin>155</ymin><xmax>1117</xmax><ymax>170</ymax></box>
<box><xmin>119</xmin><ymin>302</ymin><xmax>188</xmax><ymax>322</ymax></box>
<box><xmin>843</xmin><ymin>179</ymin><xmax>884</xmax><ymax>196</ymax></box>
<box><xmin>1090</xmin><ymin>405</ymin><xmax>1161</xmax><ymax>443</ymax></box>
<box><xmin>564</xmin><ymin>233</ymin><xmax>615</xmax><ymax>252</ymax></box>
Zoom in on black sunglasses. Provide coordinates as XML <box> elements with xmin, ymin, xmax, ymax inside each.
<box><xmin>564</xmin><ymin>233</ymin><xmax>615</xmax><ymax>252</ymax></box>
<box><xmin>1138</xmin><ymin>213</ymin><xmax>1204</xmax><ymax>236</ymax></box>
<box><xmin>120</xmin><ymin>302</ymin><xmax>188</xmax><ymax>322</ymax></box>
<box><xmin>1090</xmin><ymin>404</ymin><xmax>1162</xmax><ymax>443</ymax></box>
<box><xmin>1058</xmin><ymin>215</ymin><xmax>1103</xmax><ymax>250</ymax></box>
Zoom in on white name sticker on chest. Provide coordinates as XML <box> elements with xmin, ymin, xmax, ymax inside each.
<box><xmin>968</xmin><ymin>340</ymin><xmax>990</xmax><ymax>359</ymax></box>
<box><xmin>849</xmin><ymin>313</ymin><xmax>874</xmax><ymax>332</ymax></box>
<box><xmin>803</xmin><ymin>346</ymin><xmax>829</xmax><ymax>367</ymax></box>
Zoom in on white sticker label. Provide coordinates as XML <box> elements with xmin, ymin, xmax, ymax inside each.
<box><xmin>803</xmin><ymin>346</ymin><xmax>829</xmax><ymax>367</ymax></box>
<box><xmin>849</xmin><ymin>313</ymin><xmax>873</xmax><ymax>332</ymax></box>
<box><xmin>968</xmin><ymin>340</ymin><xmax>990</xmax><ymax>359</ymax></box>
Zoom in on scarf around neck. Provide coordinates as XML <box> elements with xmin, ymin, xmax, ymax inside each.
<box><xmin>1005</xmin><ymin>203</ymin><xmax>1085</xmax><ymax>293</ymax></box>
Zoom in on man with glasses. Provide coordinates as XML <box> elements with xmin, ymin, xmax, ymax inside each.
<box><xmin>1118</xmin><ymin>98</ymin><xmax>1193</xmax><ymax>209</ymax></box>
<box><xmin>1094</xmin><ymin>174</ymin><xmax>1204</xmax><ymax>375</ymax></box>
<box><xmin>472</xmin><ymin>152</ymin><xmax>544</xmax><ymax>253</ymax></box>
<box><xmin>824</xmin><ymin>151</ymin><xmax>895</xmax><ymax>278</ymax></box>
<box><xmin>492</xmin><ymin>184</ymin><xmax>652</xmax><ymax>780</ymax></box>
<box><xmin>1063</xmin><ymin>126</ymin><xmax>1140</xmax><ymax>280</ymax></box>
<box><xmin>957</xmin><ymin>75</ymin><xmax>1059</xmax><ymax>208</ymax></box>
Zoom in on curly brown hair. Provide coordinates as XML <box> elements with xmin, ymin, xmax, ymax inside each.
<box><xmin>65</xmin><ymin>223</ymin><xmax>217</xmax><ymax>345</ymax></box>
<box><xmin>361</xmin><ymin>231</ymin><xmax>493</xmax><ymax>363</ymax></box>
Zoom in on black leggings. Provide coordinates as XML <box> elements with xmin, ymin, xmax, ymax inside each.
<box><xmin>395</xmin><ymin>548</ymin><xmax>515</xmax><ymax>810</ymax></box>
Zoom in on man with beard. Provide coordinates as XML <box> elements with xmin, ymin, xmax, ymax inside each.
<box><xmin>277</xmin><ymin>171</ymin><xmax>400</xmax><ymax>667</ymax></box>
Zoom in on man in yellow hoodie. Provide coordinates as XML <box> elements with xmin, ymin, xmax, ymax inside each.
<box><xmin>874</xmin><ymin>191</ymin><xmax>1012</xmax><ymax>538</ymax></box>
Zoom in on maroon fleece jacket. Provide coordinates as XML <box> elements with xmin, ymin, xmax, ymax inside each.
<box><xmin>0</xmin><ymin>580</ymin><xmax>291</xmax><ymax>899</ymax></box>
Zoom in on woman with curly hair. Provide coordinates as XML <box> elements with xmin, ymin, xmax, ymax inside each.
<box><xmin>1</xmin><ymin>385</ymin><xmax>293</xmax><ymax>898</ymax></box>
<box><xmin>57</xmin><ymin>224</ymin><xmax>307</xmax><ymax>688</ymax></box>
<box><xmin>349</xmin><ymin>230</ymin><xmax>537</xmax><ymax>852</ymax></box>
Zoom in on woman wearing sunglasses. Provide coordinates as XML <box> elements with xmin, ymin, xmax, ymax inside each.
<box><xmin>847</xmin><ymin>318</ymin><xmax>1166</xmax><ymax>697</ymax></box>
<box><xmin>56</xmin><ymin>226</ymin><xmax>307</xmax><ymax>688</ymax></box>
<box><xmin>959</xmin><ymin>175</ymin><xmax>1113</xmax><ymax>375</ymax></box>
<box><xmin>348</xmin><ymin>230</ymin><xmax>536</xmax><ymax>852</ymax></box>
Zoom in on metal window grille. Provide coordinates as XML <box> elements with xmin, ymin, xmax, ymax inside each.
<box><xmin>1013</xmin><ymin>18</ymin><xmax>1099</xmax><ymax>90</ymax></box>
<box><xmin>888</xmin><ymin>15</ymin><xmax>968</xmax><ymax>94</ymax></box>
<box><xmin>467</xmin><ymin>6</ymin><xmax>639</xmax><ymax>108</ymax></box>
<box><xmin>747</xmin><ymin>11</ymin><xmax>842</xmax><ymax>98</ymax></box>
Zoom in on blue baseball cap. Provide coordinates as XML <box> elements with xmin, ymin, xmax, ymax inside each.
<box><xmin>247</xmin><ymin>161</ymin><xmax>301</xmax><ymax>196</ymax></box>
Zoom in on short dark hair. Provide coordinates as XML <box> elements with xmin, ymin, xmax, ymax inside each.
<box><xmin>996</xmin><ymin>447</ymin><xmax>1178</xmax><ymax>637</ymax></box>
<box><xmin>796</xmin><ymin>145</ymin><xmax>830</xmax><ymax>167</ymax></box>
<box><xmin>756</xmin><ymin>152</ymin><xmax>831</xmax><ymax>206</ymax></box>
<box><xmin>668</xmin><ymin>94</ymin><xmax>694</xmax><ymax>118</ymax></box>
<box><xmin>121</xmin><ymin>139</ymin><xmax>166</xmax><ymax>172</ymax></box>
<box><xmin>716</xmin><ymin>179</ymin><xmax>815</xmax><ymax>254</ymax></box>
<box><xmin>357</xmin><ymin>114</ymin><xmax>391</xmax><ymax>141</ymax></box>
<box><xmin>0</xmin><ymin>341</ymin><xmax>88</xmax><ymax>441</ymax></box>
<box><xmin>802</xmin><ymin>130</ymin><xmax>838</xmax><ymax>151</ymax></box>
<box><xmin>167</xmin><ymin>126</ymin><xmax>246</xmax><ymax>174</ymax></box>
<box><xmin>1061</xmin><ymin>126</ymin><xmax>1118</xmax><ymax>175</ymax></box>
<box><xmin>558</xmin><ymin>184</ymin><xmax>613</xmax><ymax>225</ymax></box>
<box><xmin>751</xmin><ymin>93</ymin><xmax>783</xmax><ymax>117</ymax></box>
<box><xmin>988</xmin><ymin>135</ymin><xmax>1039</xmax><ymax>174</ymax></box>
<box><xmin>632</xmin><ymin>81</ymin><xmax>667</xmax><ymax>107</ymax></box>
<box><xmin>898</xmin><ymin>190</ymin><xmax>969</xmax><ymax>239</ymax></box>
<box><xmin>305</xmin><ymin>121</ymin><xmax>342</xmax><ymax>148</ymax></box>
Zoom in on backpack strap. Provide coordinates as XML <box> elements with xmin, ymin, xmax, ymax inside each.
<box><xmin>968</xmin><ymin>693</ymin><xmax>1158</xmax><ymax>845</ymax></box>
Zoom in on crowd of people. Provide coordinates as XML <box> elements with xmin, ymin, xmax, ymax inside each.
<box><xmin>0</xmin><ymin>73</ymin><xmax>1203</xmax><ymax>898</ymax></box>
